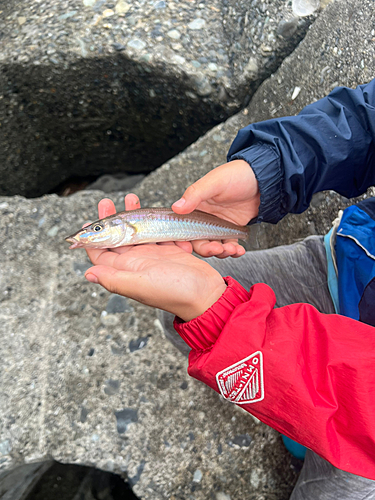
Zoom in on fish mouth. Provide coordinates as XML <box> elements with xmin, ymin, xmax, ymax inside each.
<box><xmin>65</xmin><ymin>236</ymin><xmax>83</xmax><ymax>249</ymax></box>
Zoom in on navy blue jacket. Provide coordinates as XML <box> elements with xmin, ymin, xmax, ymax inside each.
<box><xmin>228</xmin><ymin>80</ymin><xmax>375</xmax><ymax>224</ymax></box>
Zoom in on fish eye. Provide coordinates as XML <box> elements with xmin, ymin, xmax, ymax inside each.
<box><xmin>92</xmin><ymin>224</ymin><xmax>103</xmax><ymax>232</ymax></box>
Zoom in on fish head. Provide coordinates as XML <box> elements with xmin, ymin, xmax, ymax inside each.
<box><xmin>65</xmin><ymin>216</ymin><xmax>135</xmax><ymax>248</ymax></box>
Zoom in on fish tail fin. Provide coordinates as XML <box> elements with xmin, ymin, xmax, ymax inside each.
<box><xmin>242</xmin><ymin>224</ymin><xmax>261</xmax><ymax>251</ymax></box>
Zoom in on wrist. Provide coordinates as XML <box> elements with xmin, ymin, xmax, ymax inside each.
<box><xmin>174</xmin><ymin>276</ymin><xmax>251</xmax><ymax>350</ymax></box>
<box><xmin>178</xmin><ymin>279</ymin><xmax>228</xmax><ymax>322</ymax></box>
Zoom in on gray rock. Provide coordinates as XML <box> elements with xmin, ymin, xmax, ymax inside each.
<box><xmin>104</xmin><ymin>379</ymin><xmax>121</xmax><ymax>396</ymax></box>
<box><xmin>114</xmin><ymin>408</ymin><xmax>139</xmax><ymax>434</ymax></box>
<box><xmin>0</xmin><ymin>192</ymin><xmax>298</xmax><ymax>500</ymax></box>
<box><xmin>85</xmin><ymin>173</ymin><xmax>145</xmax><ymax>193</ymax></box>
<box><xmin>106</xmin><ymin>294</ymin><xmax>133</xmax><ymax>314</ymax></box>
<box><xmin>129</xmin><ymin>337</ymin><xmax>148</xmax><ymax>352</ymax></box>
<box><xmin>0</xmin><ymin>0</ymin><xmax>317</xmax><ymax>198</ymax></box>
<box><xmin>2</xmin><ymin>1</ymin><xmax>374</xmax><ymax>499</ymax></box>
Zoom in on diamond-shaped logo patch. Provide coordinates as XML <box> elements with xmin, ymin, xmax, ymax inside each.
<box><xmin>216</xmin><ymin>351</ymin><xmax>264</xmax><ymax>404</ymax></box>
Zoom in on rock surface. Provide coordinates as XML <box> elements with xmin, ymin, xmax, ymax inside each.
<box><xmin>0</xmin><ymin>193</ymin><xmax>298</xmax><ymax>500</ymax></box>
<box><xmin>0</xmin><ymin>0</ymin><xmax>317</xmax><ymax>197</ymax></box>
<box><xmin>1</xmin><ymin>0</ymin><xmax>375</xmax><ymax>499</ymax></box>
<box><xmin>134</xmin><ymin>0</ymin><xmax>375</xmax><ymax>248</ymax></box>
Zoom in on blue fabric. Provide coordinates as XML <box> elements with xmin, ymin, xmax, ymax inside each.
<box><xmin>282</xmin><ymin>435</ymin><xmax>307</xmax><ymax>461</ymax></box>
<box><xmin>228</xmin><ymin>80</ymin><xmax>375</xmax><ymax>224</ymax></box>
<box><xmin>335</xmin><ymin>203</ymin><xmax>375</xmax><ymax>321</ymax></box>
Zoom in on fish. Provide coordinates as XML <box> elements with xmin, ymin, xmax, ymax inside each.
<box><xmin>65</xmin><ymin>208</ymin><xmax>250</xmax><ymax>249</ymax></box>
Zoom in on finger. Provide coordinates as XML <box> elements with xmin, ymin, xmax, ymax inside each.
<box><xmin>98</xmin><ymin>198</ymin><xmax>116</xmax><ymax>219</ymax></box>
<box><xmin>215</xmin><ymin>245</ymin><xmax>245</xmax><ymax>258</ymax></box>
<box><xmin>174</xmin><ymin>241</ymin><xmax>194</xmax><ymax>253</ymax></box>
<box><xmin>125</xmin><ymin>193</ymin><xmax>141</xmax><ymax>211</ymax></box>
<box><xmin>172</xmin><ymin>167</ymin><xmax>226</xmax><ymax>214</ymax></box>
<box><xmin>85</xmin><ymin>247</ymin><xmax>119</xmax><ymax>266</ymax></box>
<box><xmin>231</xmin><ymin>245</ymin><xmax>246</xmax><ymax>258</ymax></box>
<box><xmin>220</xmin><ymin>242</ymin><xmax>237</xmax><ymax>255</ymax></box>
<box><xmin>213</xmin><ymin>250</ymin><xmax>233</xmax><ymax>259</ymax></box>
<box><xmin>220</xmin><ymin>239</ymin><xmax>246</xmax><ymax>257</ymax></box>
<box><xmin>85</xmin><ymin>265</ymin><xmax>138</xmax><ymax>297</ymax></box>
<box><xmin>191</xmin><ymin>240</ymin><xmax>224</xmax><ymax>257</ymax></box>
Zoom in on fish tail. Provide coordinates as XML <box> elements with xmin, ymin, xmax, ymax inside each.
<box><xmin>243</xmin><ymin>224</ymin><xmax>261</xmax><ymax>250</ymax></box>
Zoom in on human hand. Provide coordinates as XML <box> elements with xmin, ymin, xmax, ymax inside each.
<box><xmin>84</xmin><ymin>194</ymin><xmax>227</xmax><ymax>322</ymax></box>
<box><xmin>171</xmin><ymin>160</ymin><xmax>260</xmax><ymax>258</ymax></box>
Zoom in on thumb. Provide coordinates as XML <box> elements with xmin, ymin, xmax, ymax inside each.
<box><xmin>172</xmin><ymin>168</ymin><xmax>224</xmax><ymax>214</ymax></box>
<box><xmin>85</xmin><ymin>265</ymin><xmax>133</xmax><ymax>297</ymax></box>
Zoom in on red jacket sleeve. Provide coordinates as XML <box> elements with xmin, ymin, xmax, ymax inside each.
<box><xmin>174</xmin><ymin>276</ymin><xmax>375</xmax><ymax>479</ymax></box>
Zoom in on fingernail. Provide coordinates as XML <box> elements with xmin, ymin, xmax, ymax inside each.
<box><xmin>85</xmin><ymin>273</ymin><xmax>98</xmax><ymax>284</ymax></box>
<box><xmin>173</xmin><ymin>198</ymin><xmax>186</xmax><ymax>208</ymax></box>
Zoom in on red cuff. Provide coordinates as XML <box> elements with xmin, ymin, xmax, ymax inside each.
<box><xmin>173</xmin><ymin>276</ymin><xmax>251</xmax><ymax>350</ymax></box>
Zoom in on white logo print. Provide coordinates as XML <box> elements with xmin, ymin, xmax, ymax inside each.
<box><xmin>216</xmin><ymin>352</ymin><xmax>264</xmax><ymax>404</ymax></box>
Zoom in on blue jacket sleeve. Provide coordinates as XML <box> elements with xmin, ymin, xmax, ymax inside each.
<box><xmin>228</xmin><ymin>80</ymin><xmax>375</xmax><ymax>224</ymax></box>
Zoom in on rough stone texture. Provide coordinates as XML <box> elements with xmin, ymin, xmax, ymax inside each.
<box><xmin>0</xmin><ymin>0</ymin><xmax>318</xmax><ymax>198</ymax></box>
<box><xmin>133</xmin><ymin>0</ymin><xmax>375</xmax><ymax>248</ymax></box>
<box><xmin>2</xmin><ymin>0</ymin><xmax>375</xmax><ymax>499</ymax></box>
<box><xmin>0</xmin><ymin>193</ymin><xmax>299</xmax><ymax>500</ymax></box>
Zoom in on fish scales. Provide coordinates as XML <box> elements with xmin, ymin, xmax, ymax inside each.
<box><xmin>66</xmin><ymin>208</ymin><xmax>250</xmax><ymax>249</ymax></box>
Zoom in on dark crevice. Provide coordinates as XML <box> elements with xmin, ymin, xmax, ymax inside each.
<box><xmin>0</xmin><ymin>461</ymin><xmax>140</xmax><ymax>500</ymax></box>
<box><xmin>0</xmin><ymin>12</ymin><xmax>315</xmax><ymax>199</ymax></box>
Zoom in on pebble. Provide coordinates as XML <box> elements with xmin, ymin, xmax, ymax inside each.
<box><xmin>193</xmin><ymin>469</ymin><xmax>203</xmax><ymax>483</ymax></box>
<box><xmin>115</xmin><ymin>0</ymin><xmax>130</xmax><ymax>14</ymax></box>
<box><xmin>17</xmin><ymin>17</ymin><xmax>27</xmax><ymax>26</ymax></box>
<box><xmin>193</xmin><ymin>76</ymin><xmax>212</xmax><ymax>96</ymax></box>
<box><xmin>103</xmin><ymin>9</ymin><xmax>115</xmax><ymax>17</ymax></box>
<box><xmin>153</xmin><ymin>0</ymin><xmax>166</xmax><ymax>8</ymax></box>
<box><xmin>250</xmin><ymin>469</ymin><xmax>261</xmax><ymax>489</ymax></box>
<box><xmin>0</xmin><ymin>202</ymin><xmax>9</xmax><ymax>210</ymax></box>
<box><xmin>83</xmin><ymin>0</ymin><xmax>96</xmax><ymax>6</ymax></box>
<box><xmin>127</xmin><ymin>38</ymin><xmax>147</xmax><ymax>50</ymax></box>
<box><xmin>93</xmin><ymin>0</ymin><xmax>105</xmax><ymax>11</ymax></box>
<box><xmin>0</xmin><ymin>440</ymin><xmax>12</xmax><ymax>455</ymax></box>
<box><xmin>58</xmin><ymin>11</ymin><xmax>77</xmax><ymax>20</ymax></box>
<box><xmin>188</xmin><ymin>18</ymin><xmax>206</xmax><ymax>30</ymax></box>
<box><xmin>216</xmin><ymin>494</ymin><xmax>231</xmax><ymax>500</ymax></box>
<box><xmin>244</xmin><ymin>57</ymin><xmax>258</xmax><ymax>74</ymax></box>
<box><xmin>129</xmin><ymin>336</ymin><xmax>149</xmax><ymax>352</ymax></box>
<box><xmin>167</xmin><ymin>29</ymin><xmax>181</xmax><ymax>40</ymax></box>
<box><xmin>292</xmin><ymin>0</ymin><xmax>320</xmax><ymax>16</ymax></box>
<box><xmin>115</xmin><ymin>408</ymin><xmax>138</xmax><ymax>434</ymax></box>
<box><xmin>106</xmin><ymin>294</ymin><xmax>133</xmax><ymax>314</ymax></box>
<box><xmin>191</xmin><ymin>60</ymin><xmax>201</xmax><ymax>68</ymax></box>
<box><xmin>104</xmin><ymin>379</ymin><xmax>121</xmax><ymax>395</ymax></box>
<box><xmin>232</xmin><ymin>434</ymin><xmax>252</xmax><ymax>447</ymax></box>
<box><xmin>47</xmin><ymin>225</ymin><xmax>59</xmax><ymax>237</ymax></box>
<box><xmin>277</xmin><ymin>18</ymin><xmax>299</xmax><ymax>38</ymax></box>
<box><xmin>113</xmin><ymin>42</ymin><xmax>126</xmax><ymax>51</ymax></box>
<box><xmin>100</xmin><ymin>310</ymin><xmax>120</xmax><ymax>326</ymax></box>
<box><xmin>291</xmin><ymin>86</ymin><xmax>302</xmax><ymax>100</ymax></box>
<box><xmin>172</xmin><ymin>54</ymin><xmax>185</xmax><ymax>65</ymax></box>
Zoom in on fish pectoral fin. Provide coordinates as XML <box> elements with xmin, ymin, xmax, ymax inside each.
<box><xmin>123</xmin><ymin>221</ymin><xmax>138</xmax><ymax>244</ymax></box>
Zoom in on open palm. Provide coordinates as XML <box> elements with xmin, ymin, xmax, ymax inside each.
<box><xmin>84</xmin><ymin>195</ymin><xmax>226</xmax><ymax>321</ymax></box>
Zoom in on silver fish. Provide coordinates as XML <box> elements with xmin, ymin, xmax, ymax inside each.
<box><xmin>65</xmin><ymin>208</ymin><xmax>250</xmax><ymax>249</ymax></box>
